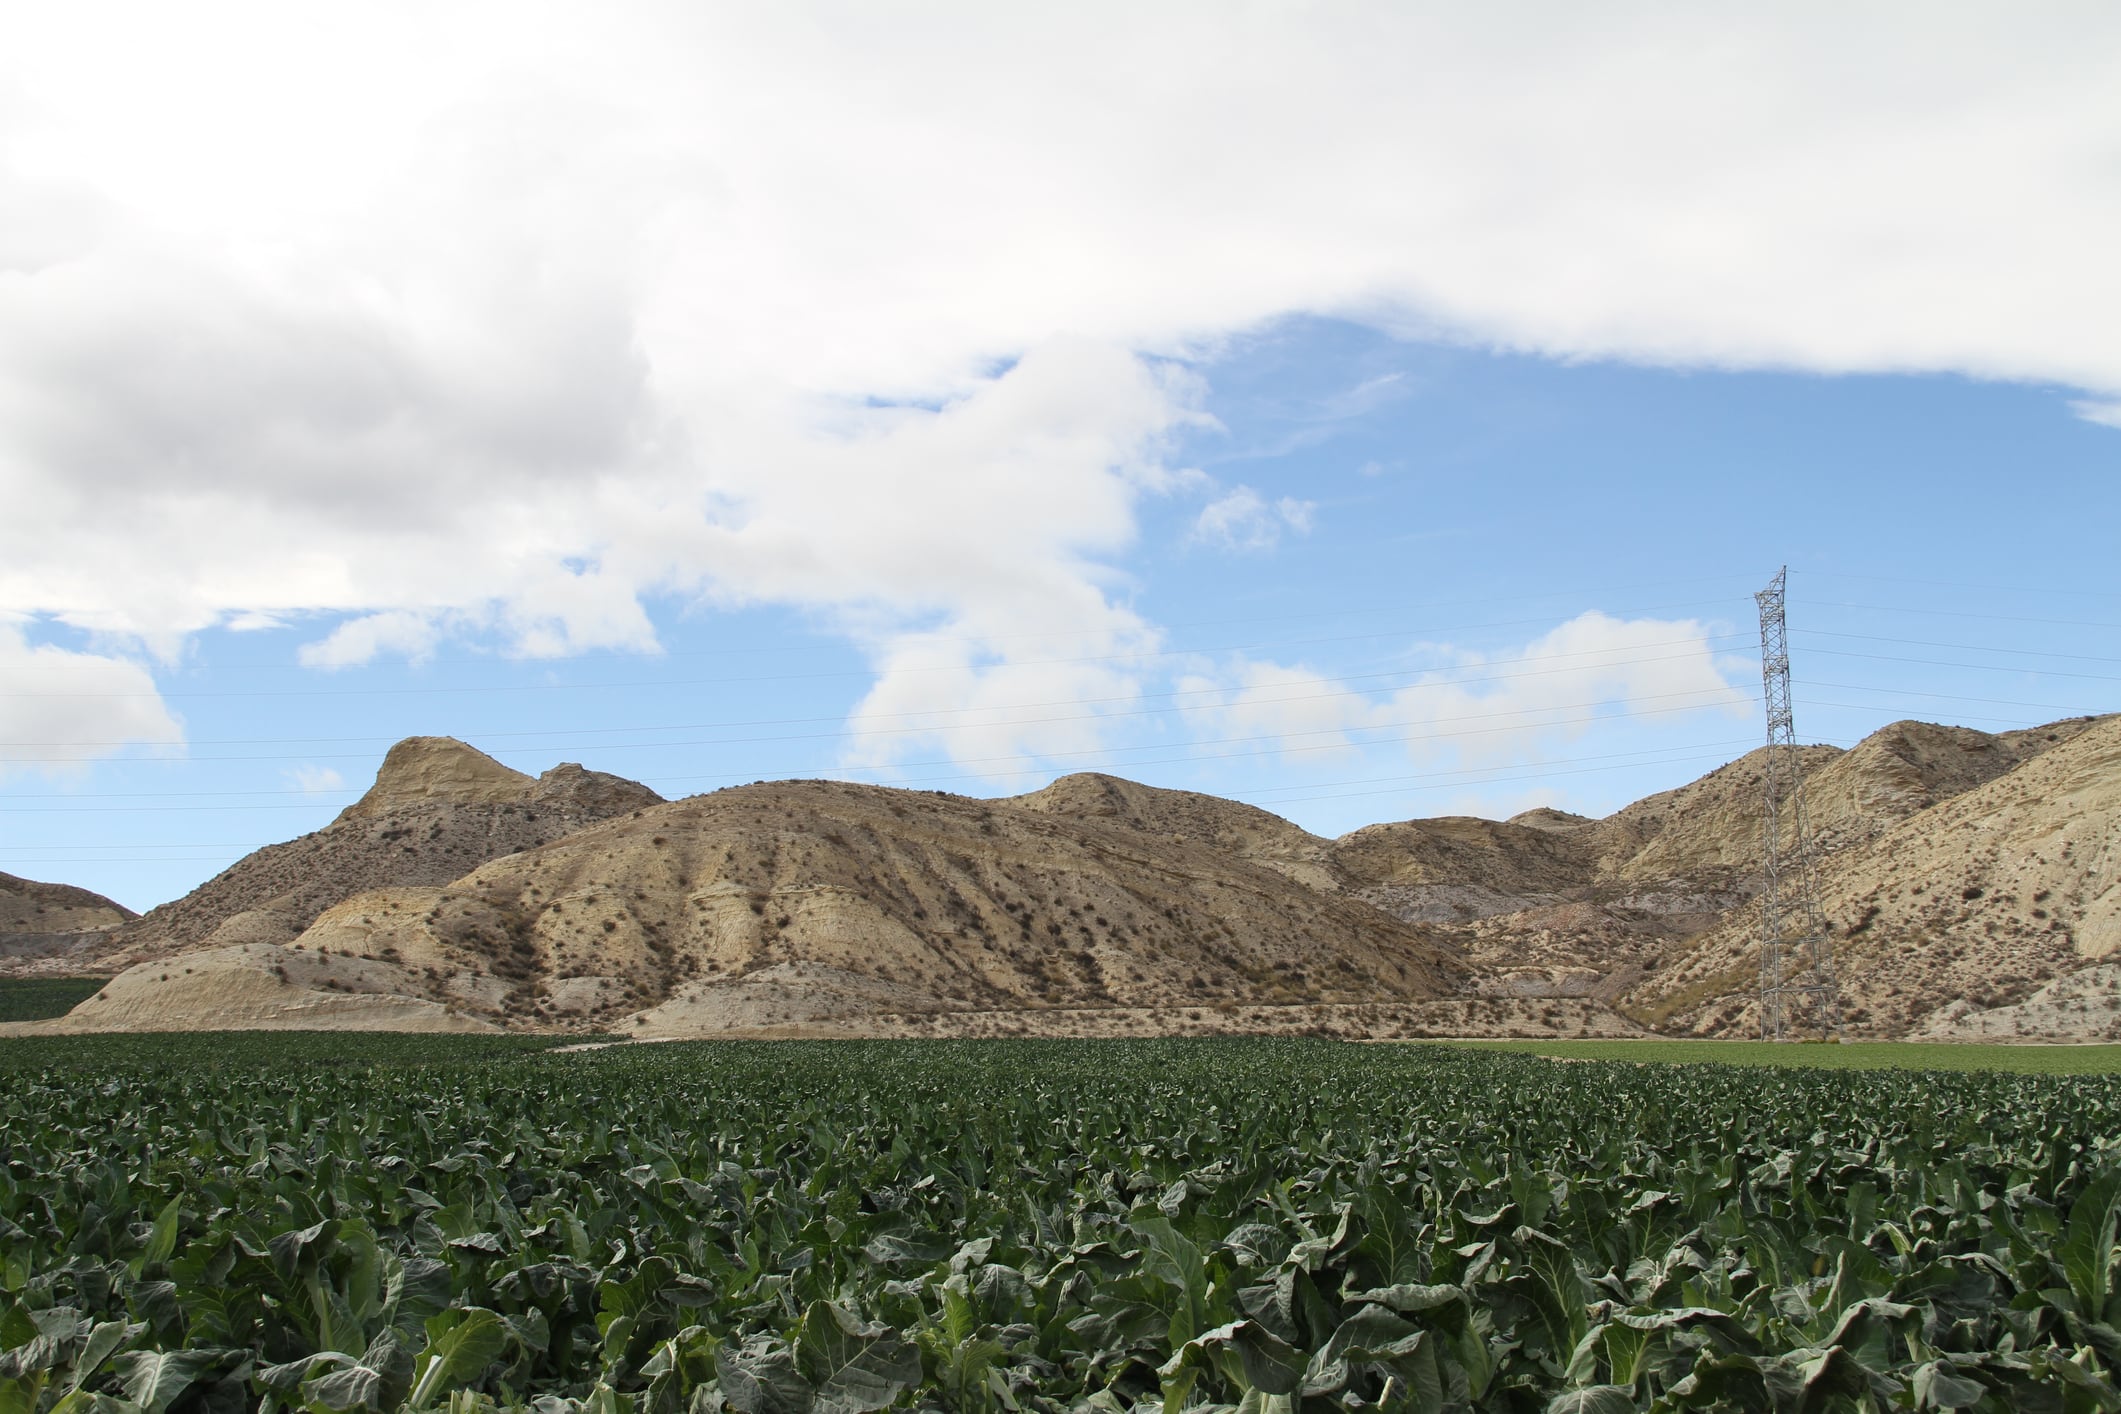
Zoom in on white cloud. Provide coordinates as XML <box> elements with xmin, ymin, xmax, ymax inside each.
<box><xmin>0</xmin><ymin>622</ymin><xmax>184</xmax><ymax>777</ymax></box>
<box><xmin>0</xmin><ymin>3</ymin><xmax>2115</xmax><ymax>768</ymax></box>
<box><xmin>299</xmin><ymin>612</ymin><xmax>446</xmax><ymax>670</ymax></box>
<box><xmin>1180</xmin><ymin>612</ymin><xmax>1753</xmax><ymax>770</ymax></box>
<box><xmin>1192</xmin><ymin>487</ymin><xmax>1318</xmax><ymax>551</ymax></box>
<box><xmin>285</xmin><ymin>764</ymin><xmax>346</xmax><ymax>795</ymax></box>
<box><xmin>2071</xmin><ymin>399</ymin><xmax>2121</xmax><ymax>431</ymax></box>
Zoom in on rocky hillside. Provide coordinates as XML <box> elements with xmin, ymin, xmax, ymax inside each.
<box><xmin>1</xmin><ymin>871</ymin><xmax>133</xmax><ymax>934</ymax></box>
<box><xmin>1</xmin><ymin>872</ymin><xmax>135</xmax><ymax>973</ymax></box>
<box><xmin>1627</xmin><ymin>714</ymin><xmax>2121</xmax><ymax>1040</ymax></box>
<box><xmin>1009</xmin><ymin>773</ymin><xmax>1338</xmax><ymax>889</ymax></box>
<box><xmin>1327</xmin><ymin>716</ymin><xmax>2113</xmax><ymax>1025</ymax></box>
<box><xmin>60</xmin><ymin>738</ymin><xmax>664</xmax><ymax>975</ymax></box>
<box><xmin>33</xmin><ymin>775</ymin><xmax>1592</xmax><ymax>1040</ymax></box>
<box><xmin>11</xmin><ymin>712</ymin><xmax>2113</xmax><ymax>1041</ymax></box>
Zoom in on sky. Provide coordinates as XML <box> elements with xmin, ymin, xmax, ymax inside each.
<box><xmin>3</xmin><ymin>3</ymin><xmax>2118</xmax><ymax>912</ymax></box>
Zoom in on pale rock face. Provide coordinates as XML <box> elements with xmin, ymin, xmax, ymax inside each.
<box><xmin>337</xmin><ymin>737</ymin><xmax>536</xmax><ymax>820</ymax></box>
<box><xmin>13</xmin><ymin>713</ymin><xmax>2117</xmax><ymax>1042</ymax></box>
<box><xmin>6</xmin><ymin>943</ymin><xmax>496</xmax><ymax>1034</ymax></box>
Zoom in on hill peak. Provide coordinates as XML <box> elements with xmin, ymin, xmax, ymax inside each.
<box><xmin>338</xmin><ymin>737</ymin><xmax>535</xmax><ymax>820</ymax></box>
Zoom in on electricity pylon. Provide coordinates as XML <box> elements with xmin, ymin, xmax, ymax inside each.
<box><xmin>1755</xmin><ymin>567</ymin><xmax>1842</xmax><ymax>1041</ymax></box>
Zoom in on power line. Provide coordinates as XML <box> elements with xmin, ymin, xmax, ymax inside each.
<box><xmin>1811</xmin><ymin>601</ymin><xmax>2121</xmax><ymax>631</ymax></box>
<box><xmin>0</xmin><ymin>739</ymin><xmax>1775</xmax><ymax>862</ymax></box>
<box><xmin>0</xmin><ymin>738</ymin><xmax>1763</xmax><ymax>851</ymax></box>
<box><xmin>1803</xmin><ymin>646</ymin><xmax>2121</xmax><ymax>682</ymax></box>
<box><xmin>10</xmin><ymin>590</ymin><xmax>2117</xmax><ymax>699</ymax></box>
<box><xmin>0</xmin><ymin>686</ymin><xmax>1758</xmax><ymax>800</ymax></box>
<box><xmin>6</xmin><ymin>621</ymin><xmax>2109</xmax><ymax>768</ymax></box>
<box><xmin>1797</xmin><ymin>680</ymin><xmax>2076</xmax><ymax>712</ymax></box>
<box><xmin>1793</xmin><ymin>628</ymin><xmax>2121</xmax><ymax>664</ymax></box>
<box><xmin>0</xmin><ymin>632</ymin><xmax>1759</xmax><ymax>751</ymax></box>
<box><xmin>1232</xmin><ymin>750</ymin><xmax>1753</xmax><ymax>810</ymax></box>
<box><xmin>8</xmin><ymin>683</ymin><xmax>2087</xmax><ymax>821</ymax></box>
<box><xmin>1</xmin><ymin>662</ymin><xmax>1760</xmax><ymax>767</ymax></box>
<box><xmin>0</xmin><ymin>596</ymin><xmax>1758</xmax><ymax>694</ymax></box>
<box><xmin>3</xmin><ymin>576</ymin><xmax>1769</xmax><ymax>675</ymax></box>
<box><xmin>1231</xmin><ymin>739</ymin><xmax>1760</xmax><ymax>803</ymax></box>
<box><xmin>1801</xmin><ymin>570</ymin><xmax>2121</xmax><ymax>600</ymax></box>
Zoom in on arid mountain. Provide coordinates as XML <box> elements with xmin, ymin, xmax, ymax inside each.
<box><xmin>1009</xmin><ymin>772</ymin><xmax>1339</xmax><ymax>889</ymax></box>
<box><xmin>1</xmin><ymin>872</ymin><xmax>135</xmax><ymax>974</ymax></box>
<box><xmin>1626</xmin><ymin>713</ymin><xmax>2121</xmax><ymax>1040</ymax></box>
<box><xmin>1</xmin><ymin>871</ymin><xmax>133</xmax><ymax>933</ymax></box>
<box><xmin>1323</xmin><ymin>716</ymin><xmax>2115</xmax><ymax>1027</ymax></box>
<box><xmin>1591</xmin><ymin>717</ymin><xmax>2099</xmax><ymax>886</ymax></box>
<box><xmin>10</xmin><ymin>713</ymin><xmax>2114</xmax><ymax>1041</ymax></box>
<box><xmin>28</xmin><ymin>775</ymin><xmax>1617</xmax><ymax>1041</ymax></box>
<box><xmin>31</xmin><ymin>738</ymin><xmax>664</xmax><ymax>977</ymax></box>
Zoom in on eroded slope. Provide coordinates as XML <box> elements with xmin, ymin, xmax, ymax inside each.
<box><xmin>1627</xmin><ymin>715</ymin><xmax>2121</xmax><ymax>1037</ymax></box>
<box><xmin>47</xmin><ymin>778</ymin><xmax>1472</xmax><ymax>1036</ymax></box>
<box><xmin>77</xmin><ymin>738</ymin><xmax>663</xmax><ymax>973</ymax></box>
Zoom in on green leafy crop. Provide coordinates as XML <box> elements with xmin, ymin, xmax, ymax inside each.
<box><xmin>1</xmin><ymin>1038</ymin><xmax>2117</xmax><ymax>1412</ymax></box>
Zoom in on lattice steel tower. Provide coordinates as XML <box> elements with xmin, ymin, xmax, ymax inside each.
<box><xmin>1755</xmin><ymin>567</ymin><xmax>1841</xmax><ymax>1041</ymax></box>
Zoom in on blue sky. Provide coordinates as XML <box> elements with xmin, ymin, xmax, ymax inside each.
<box><xmin>4</xmin><ymin>7</ymin><xmax>2118</xmax><ymax>911</ymax></box>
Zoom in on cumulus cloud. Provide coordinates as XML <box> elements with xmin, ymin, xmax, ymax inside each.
<box><xmin>1179</xmin><ymin>612</ymin><xmax>1753</xmax><ymax>770</ymax></box>
<box><xmin>1</xmin><ymin>2</ymin><xmax>2116</xmax><ymax>768</ymax></box>
<box><xmin>1191</xmin><ymin>487</ymin><xmax>1318</xmax><ymax>551</ymax></box>
<box><xmin>284</xmin><ymin>765</ymin><xmax>346</xmax><ymax>795</ymax></box>
<box><xmin>2070</xmin><ymin>399</ymin><xmax>2121</xmax><ymax>431</ymax></box>
<box><xmin>0</xmin><ymin>622</ymin><xmax>184</xmax><ymax>777</ymax></box>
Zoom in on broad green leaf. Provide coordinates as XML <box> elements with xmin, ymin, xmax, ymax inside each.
<box><xmin>266</xmin><ymin>1221</ymin><xmax>338</xmax><ymax>1281</ymax></box>
<box><xmin>1160</xmin><ymin>1320</ymin><xmax>1303</xmax><ymax>1398</ymax></box>
<box><xmin>2062</xmin><ymin>1170</ymin><xmax>2121</xmax><ymax>1317</ymax></box>
<box><xmin>305</xmin><ymin>1330</ymin><xmax>414</xmax><ymax>1414</ymax></box>
<box><xmin>793</xmin><ymin>1302</ymin><xmax>918</xmax><ymax>1414</ymax></box>
<box><xmin>131</xmin><ymin>1196</ymin><xmax>181</xmax><ymax>1277</ymax></box>
<box><xmin>1302</xmin><ymin>1305</ymin><xmax>1428</xmax><ymax>1398</ymax></box>
<box><xmin>410</xmin><ymin>1308</ymin><xmax>508</xmax><ymax>1407</ymax></box>
<box><xmin>1910</xmin><ymin>1360</ymin><xmax>1987</xmax><ymax>1410</ymax></box>
<box><xmin>1545</xmin><ymin>1389</ymin><xmax>1634</xmax><ymax>1414</ymax></box>
<box><xmin>858</xmin><ymin>1229</ymin><xmax>951</xmax><ymax>1268</ymax></box>
<box><xmin>0</xmin><ymin>1374</ymin><xmax>44</xmax><ymax>1414</ymax></box>
<box><xmin>114</xmin><ymin>1349</ymin><xmax>222</xmax><ymax>1414</ymax></box>
<box><xmin>1127</xmin><ymin>1214</ymin><xmax>1209</xmax><ymax>1345</ymax></box>
<box><xmin>716</xmin><ymin>1341</ymin><xmax>811</xmax><ymax>1414</ymax></box>
<box><xmin>64</xmin><ymin>1322</ymin><xmax>135</xmax><ymax>1394</ymax></box>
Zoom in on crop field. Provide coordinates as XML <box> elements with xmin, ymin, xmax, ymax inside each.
<box><xmin>1441</xmin><ymin>1040</ymin><xmax>2121</xmax><ymax>1075</ymax></box>
<box><xmin>3</xmin><ymin>1038</ymin><xmax>2119</xmax><ymax>1413</ymax></box>
<box><xmin>0</xmin><ymin>979</ymin><xmax>106</xmax><ymax>1024</ymax></box>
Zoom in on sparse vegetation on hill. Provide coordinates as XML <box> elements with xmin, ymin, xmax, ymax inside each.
<box><xmin>69</xmin><ymin>740</ymin><xmax>666</xmax><ymax>974</ymax></box>
<box><xmin>6</xmin><ymin>712</ymin><xmax>2115</xmax><ymax>1040</ymax></box>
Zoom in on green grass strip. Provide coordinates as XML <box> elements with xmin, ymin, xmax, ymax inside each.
<box><xmin>1435</xmin><ymin>1036</ymin><xmax>2121</xmax><ymax>1073</ymax></box>
<box><xmin>0</xmin><ymin>975</ymin><xmax>108</xmax><ymax>1022</ymax></box>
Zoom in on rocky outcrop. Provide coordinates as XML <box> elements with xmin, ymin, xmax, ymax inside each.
<box><xmin>20</xmin><ymin>713</ymin><xmax>2116</xmax><ymax>1041</ymax></box>
<box><xmin>1</xmin><ymin>871</ymin><xmax>134</xmax><ymax>934</ymax></box>
<box><xmin>41</xmin><ymin>776</ymin><xmax>1473</xmax><ymax>1036</ymax></box>
<box><xmin>337</xmin><ymin>737</ymin><xmax>536</xmax><ymax>820</ymax></box>
<box><xmin>1626</xmin><ymin>715</ymin><xmax>2121</xmax><ymax>1036</ymax></box>
<box><xmin>44</xmin><ymin>739</ymin><xmax>668</xmax><ymax>975</ymax></box>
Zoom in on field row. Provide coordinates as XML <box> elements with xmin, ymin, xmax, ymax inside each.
<box><xmin>3</xmin><ymin>1037</ymin><xmax>2119</xmax><ymax>1412</ymax></box>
